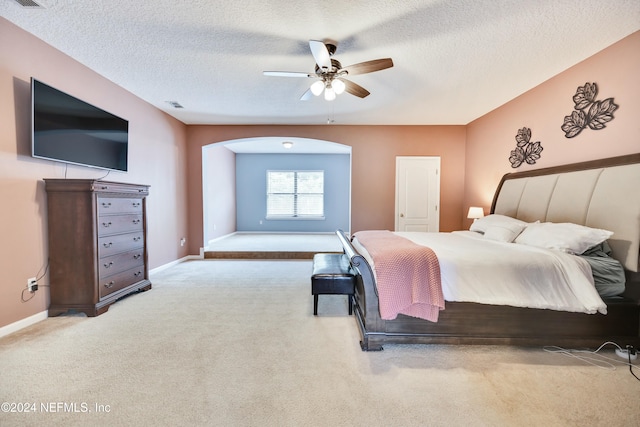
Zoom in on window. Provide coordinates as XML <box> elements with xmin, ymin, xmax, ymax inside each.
<box><xmin>267</xmin><ymin>170</ymin><xmax>324</xmax><ymax>219</ymax></box>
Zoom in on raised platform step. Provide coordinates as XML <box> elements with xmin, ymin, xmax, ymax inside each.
<box><xmin>205</xmin><ymin>233</ymin><xmax>344</xmax><ymax>260</ymax></box>
<box><xmin>204</xmin><ymin>250</ymin><xmax>342</xmax><ymax>260</ymax></box>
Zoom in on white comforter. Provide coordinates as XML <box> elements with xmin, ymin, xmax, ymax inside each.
<box><xmin>353</xmin><ymin>231</ymin><xmax>607</xmax><ymax>315</ymax></box>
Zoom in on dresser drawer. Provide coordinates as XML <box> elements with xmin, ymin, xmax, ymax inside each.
<box><xmin>99</xmin><ymin>248</ymin><xmax>145</xmax><ymax>278</ymax></box>
<box><xmin>97</xmin><ymin>214</ymin><xmax>143</xmax><ymax>236</ymax></box>
<box><xmin>98</xmin><ymin>197</ymin><xmax>143</xmax><ymax>215</ymax></box>
<box><xmin>93</xmin><ymin>182</ymin><xmax>149</xmax><ymax>196</ymax></box>
<box><xmin>98</xmin><ymin>232</ymin><xmax>144</xmax><ymax>257</ymax></box>
<box><xmin>99</xmin><ymin>265</ymin><xmax>147</xmax><ymax>299</ymax></box>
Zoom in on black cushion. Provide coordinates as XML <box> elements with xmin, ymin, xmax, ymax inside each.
<box><xmin>312</xmin><ymin>253</ymin><xmax>353</xmax><ymax>277</ymax></box>
<box><xmin>311</xmin><ymin>253</ymin><xmax>355</xmax><ymax>295</ymax></box>
<box><xmin>311</xmin><ymin>253</ymin><xmax>356</xmax><ymax>315</ymax></box>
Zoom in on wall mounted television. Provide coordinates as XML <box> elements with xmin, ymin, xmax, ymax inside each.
<box><xmin>31</xmin><ymin>78</ymin><xmax>129</xmax><ymax>172</ymax></box>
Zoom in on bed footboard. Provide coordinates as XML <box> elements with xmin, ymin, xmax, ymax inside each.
<box><xmin>336</xmin><ymin>229</ymin><xmax>385</xmax><ymax>350</ymax></box>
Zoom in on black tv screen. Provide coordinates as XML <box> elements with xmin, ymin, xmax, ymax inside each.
<box><xmin>31</xmin><ymin>78</ymin><xmax>128</xmax><ymax>172</ymax></box>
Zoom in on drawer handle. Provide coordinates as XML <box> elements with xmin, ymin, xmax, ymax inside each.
<box><xmin>103</xmin><ymin>242</ymin><xmax>113</xmax><ymax>248</ymax></box>
<box><xmin>134</xmin><ymin>271</ymin><xmax>143</xmax><ymax>277</ymax></box>
<box><xmin>133</xmin><ymin>219</ymin><xmax>141</xmax><ymax>225</ymax></box>
<box><xmin>101</xmin><ymin>202</ymin><xmax>112</xmax><ymax>208</ymax></box>
<box><xmin>104</xmin><ymin>281</ymin><xmax>114</xmax><ymax>289</ymax></box>
<box><xmin>102</xmin><ymin>222</ymin><xmax>112</xmax><ymax>228</ymax></box>
<box><xmin>103</xmin><ymin>261</ymin><xmax>114</xmax><ymax>268</ymax></box>
<box><xmin>132</xmin><ymin>202</ymin><xmax>141</xmax><ymax>207</ymax></box>
<box><xmin>133</xmin><ymin>236</ymin><xmax>141</xmax><ymax>242</ymax></box>
<box><xmin>133</xmin><ymin>254</ymin><xmax>142</xmax><ymax>260</ymax></box>
<box><xmin>100</xmin><ymin>186</ymin><xmax>109</xmax><ymax>190</ymax></box>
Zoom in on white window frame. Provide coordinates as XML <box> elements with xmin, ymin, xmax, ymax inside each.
<box><xmin>266</xmin><ymin>170</ymin><xmax>325</xmax><ymax>220</ymax></box>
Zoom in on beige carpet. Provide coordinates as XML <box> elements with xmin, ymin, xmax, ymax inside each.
<box><xmin>1</xmin><ymin>260</ymin><xmax>639</xmax><ymax>426</ymax></box>
<box><xmin>205</xmin><ymin>233</ymin><xmax>344</xmax><ymax>259</ymax></box>
<box><xmin>207</xmin><ymin>233</ymin><xmax>343</xmax><ymax>252</ymax></box>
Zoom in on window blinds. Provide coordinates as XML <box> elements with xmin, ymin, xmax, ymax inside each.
<box><xmin>267</xmin><ymin>170</ymin><xmax>324</xmax><ymax>218</ymax></box>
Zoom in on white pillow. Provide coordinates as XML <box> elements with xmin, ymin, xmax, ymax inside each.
<box><xmin>482</xmin><ymin>223</ymin><xmax>527</xmax><ymax>243</ymax></box>
<box><xmin>514</xmin><ymin>222</ymin><xmax>613</xmax><ymax>254</ymax></box>
<box><xmin>469</xmin><ymin>214</ymin><xmax>527</xmax><ymax>234</ymax></box>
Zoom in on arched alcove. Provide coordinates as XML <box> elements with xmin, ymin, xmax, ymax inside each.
<box><xmin>202</xmin><ymin>137</ymin><xmax>351</xmax><ymax>247</ymax></box>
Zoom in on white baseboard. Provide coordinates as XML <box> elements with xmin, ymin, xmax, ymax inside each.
<box><xmin>205</xmin><ymin>232</ymin><xmax>238</xmax><ymax>250</ymax></box>
<box><xmin>1</xmin><ymin>256</ymin><xmax>200</xmax><ymax>339</ymax></box>
<box><xmin>0</xmin><ymin>310</ymin><xmax>48</xmax><ymax>339</ymax></box>
<box><xmin>149</xmin><ymin>255</ymin><xmax>202</xmax><ymax>276</ymax></box>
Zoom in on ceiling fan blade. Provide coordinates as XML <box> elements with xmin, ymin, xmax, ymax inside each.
<box><xmin>300</xmin><ymin>88</ymin><xmax>314</xmax><ymax>101</ymax></box>
<box><xmin>309</xmin><ymin>40</ymin><xmax>331</xmax><ymax>71</ymax></box>
<box><xmin>342</xmin><ymin>79</ymin><xmax>370</xmax><ymax>98</ymax></box>
<box><xmin>263</xmin><ymin>71</ymin><xmax>313</xmax><ymax>78</ymax></box>
<box><xmin>343</xmin><ymin>58</ymin><xmax>394</xmax><ymax>76</ymax></box>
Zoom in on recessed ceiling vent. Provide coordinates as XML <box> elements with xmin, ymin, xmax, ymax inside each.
<box><xmin>165</xmin><ymin>101</ymin><xmax>184</xmax><ymax>109</ymax></box>
<box><xmin>14</xmin><ymin>0</ymin><xmax>45</xmax><ymax>7</ymax></box>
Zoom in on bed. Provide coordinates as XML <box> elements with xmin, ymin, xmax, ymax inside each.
<box><xmin>339</xmin><ymin>154</ymin><xmax>640</xmax><ymax>351</ymax></box>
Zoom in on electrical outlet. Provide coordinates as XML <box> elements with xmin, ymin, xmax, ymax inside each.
<box><xmin>615</xmin><ymin>347</ymin><xmax>638</xmax><ymax>361</ymax></box>
<box><xmin>180</xmin><ymin>237</ymin><xmax>186</xmax><ymax>247</ymax></box>
<box><xmin>27</xmin><ymin>277</ymin><xmax>38</xmax><ymax>293</ymax></box>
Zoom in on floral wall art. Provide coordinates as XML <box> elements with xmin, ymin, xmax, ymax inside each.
<box><xmin>508</xmin><ymin>127</ymin><xmax>543</xmax><ymax>168</ymax></box>
<box><xmin>508</xmin><ymin>82</ymin><xmax>619</xmax><ymax>168</ymax></box>
<box><xmin>561</xmin><ymin>82</ymin><xmax>618</xmax><ymax>138</ymax></box>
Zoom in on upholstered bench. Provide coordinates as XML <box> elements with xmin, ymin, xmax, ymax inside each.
<box><xmin>311</xmin><ymin>253</ymin><xmax>356</xmax><ymax>315</ymax></box>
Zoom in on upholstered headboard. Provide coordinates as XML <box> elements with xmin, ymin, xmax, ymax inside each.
<box><xmin>491</xmin><ymin>154</ymin><xmax>640</xmax><ymax>272</ymax></box>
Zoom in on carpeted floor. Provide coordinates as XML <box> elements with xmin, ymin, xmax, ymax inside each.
<box><xmin>0</xmin><ymin>259</ymin><xmax>638</xmax><ymax>426</ymax></box>
<box><xmin>204</xmin><ymin>233</ymin><xmax>344</xmax><ymax>259</ymax></box>
<box><xmin>207</xmin><ymin>233</ymin><xmax>343</xmax><ymax>252</ymax></box>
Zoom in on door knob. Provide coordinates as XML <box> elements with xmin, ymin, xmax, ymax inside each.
<box><xmin>400</xmin><ymin>213</ymin><xmax>404</xmax><ymax>217</ymax></box>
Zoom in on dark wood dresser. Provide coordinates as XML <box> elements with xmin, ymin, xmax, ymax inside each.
<box><xmin>45</xmin><ymin>179</ymin><xmax>152</xmax><ymax>317</ymax></box>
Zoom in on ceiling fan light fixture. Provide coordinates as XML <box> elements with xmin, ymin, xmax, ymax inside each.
<box><xmin>324</xmin><ymin>86</ymin><xmax>336</xmax><ymax>101</ymax></box>
<box><xmin>310</xmin><ymin>80</ymin><xmax>325</xmax><ymax>96</ymax></box>
<box><xmin>332</xmin><ymin>78</ymin><xmax>345</xmax><ymax>95</ymax></box>
<box><xmin>264</xmin><ymin>38</ymin><xmax>394</xmax><ymax>102</ymax></box>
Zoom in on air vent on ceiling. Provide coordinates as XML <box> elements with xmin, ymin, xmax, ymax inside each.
<box><xmin>166</xmin><ymin>101</ymin><xmax>184</xmax><ymax>109</ymax></box>
<box><xmin>14</xmin><ymin>0</ymin><xmax>45</xmax><ymax>7</ymax></box>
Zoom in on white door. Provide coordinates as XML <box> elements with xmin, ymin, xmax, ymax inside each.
<box><xmin>395</xmin><ymin>156</ymin><xmax>440</xmax><ymax>232</ymax></box>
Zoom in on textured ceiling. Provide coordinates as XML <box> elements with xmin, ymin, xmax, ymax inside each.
<box><xmin>2</xmin><ymin>0</ymin><xmax>639</xmax><ymax>126</ymax></box>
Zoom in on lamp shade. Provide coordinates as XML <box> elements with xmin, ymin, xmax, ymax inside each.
<box><xmin>324</xmin><ymin>86</ymin><xmax>336</xmax><ymax>101</ymax></box>
<box><xmin>467</xmin><ymin>207</ymin><xmax>484</xmax><ymax>219</ymax></box>
<box><xmin>332</xmin><ymin>78</ymin><xmax>346</xmax><ymax>95</ymax></box>
<box><xmin>310</xmin><ymin>80</ymin><xmax>324</xmax><ymax>96</ymax></box>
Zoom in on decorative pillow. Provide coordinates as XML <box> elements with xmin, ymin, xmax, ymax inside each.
<box><xmin>482</xmin><ymin>222</ymin><xmax>527</xmax><ymax>243</ymax></box>
<box><xmin>514</xmin><ymin>222</ymin><xmax>614</xmax><ymax>254</ymax></box>
<box><xmin>469</xmin><ymin>214</ymin><xmax>527</xmax><ymax>234</ymax></box>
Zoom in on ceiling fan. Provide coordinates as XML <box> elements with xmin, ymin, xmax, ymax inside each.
<box><xmin>263</xmin><ymin>40</ymin><xmax>393</xmax><ymax>101</ymax></box>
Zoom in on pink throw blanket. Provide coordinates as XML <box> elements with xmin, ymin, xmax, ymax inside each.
<box><xmin>354</xmin><ymin>230</ymin><xmax>444</xmax><ymax>322</ymax></box>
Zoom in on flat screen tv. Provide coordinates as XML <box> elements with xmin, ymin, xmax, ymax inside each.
<box><xmin>31</xmin><ymin>78</ymin><xmax>128</xmax><ymax>172</ymax></box>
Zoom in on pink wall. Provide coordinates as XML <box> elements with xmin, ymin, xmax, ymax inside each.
<box><xmin>465</xmin><ymin>31</ymin><xmax>640</xmax><ymax>216</ymax></box>
<box><xmin>202</xmin><ymin>144</ymin><xmax>236</xmax><ymax>245</ymax></box>
<box><xmin>0</xmin><ymin>19</ymin><xmax>189</xmax><ymax>330</ymax></box>
<box><xmin>187</xmin><ymin>125</ymin><xmax>467</xmax><ymax>251</ymax></box>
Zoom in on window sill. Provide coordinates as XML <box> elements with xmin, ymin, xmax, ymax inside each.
<box><xmin>266</xmin><ymin>216</ymin><xmax>326</xmax><ymax>221</ymax></box>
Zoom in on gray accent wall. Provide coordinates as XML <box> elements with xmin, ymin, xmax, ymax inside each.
<box><xmin>236</xmin><ymin>153</ymin><xmax>350</xmax><ymax>232</ymax></box>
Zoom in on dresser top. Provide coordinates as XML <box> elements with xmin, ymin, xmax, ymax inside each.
<box><xmin>44</xmin><ymin>179</ymin><xmax>149</xmax><ymax>196</ymax></box>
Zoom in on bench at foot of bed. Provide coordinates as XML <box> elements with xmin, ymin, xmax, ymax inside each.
<box><xmin>311</xmin><ymin>253</ymin><xmax>356</xmax><ymax>315</ymax></box>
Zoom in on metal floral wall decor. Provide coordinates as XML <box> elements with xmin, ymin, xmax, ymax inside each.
<box><xmin>509</xmin><ymin>127</ymin><xmax>543</xmax><ymax>168</ymax></box>
<box><xmin>561</xmin><ymin>82</ymin><xmax>618</xmax><ymax>138</ymax></box>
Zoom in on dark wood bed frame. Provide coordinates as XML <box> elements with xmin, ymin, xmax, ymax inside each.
<box><xmin>340</xmin><ymin>154</ymin><xmax>640</xmax><ymax>351</ymax></box>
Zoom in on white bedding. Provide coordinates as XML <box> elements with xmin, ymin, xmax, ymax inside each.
<box><xmin>352</xmin><ymin>231</ymin><xmax>607</xmax><ymax>315</ymax></box>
